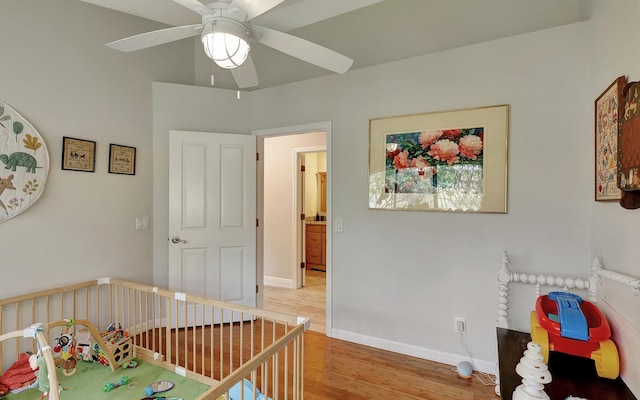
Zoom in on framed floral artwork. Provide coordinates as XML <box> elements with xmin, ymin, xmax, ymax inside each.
<box><xmin>595</xmin><ymin>76</ymin><xmax>626</xmax><ymax>201</ymax></box>
<box><xmin>369</xmin><ymin>105</ymin><xmax>509</xmax><ymax>213</ymax></box>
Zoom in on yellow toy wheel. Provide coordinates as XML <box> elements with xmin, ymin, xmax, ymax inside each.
<box><xmin>530</xmin><ymin>311</ymin><xmax>550</xmax><ymax>363</ymax></box>
<box><xmin>592</xmin><ymin>339</ymin><xmax>619</xmax><ymax>379</ymax></box>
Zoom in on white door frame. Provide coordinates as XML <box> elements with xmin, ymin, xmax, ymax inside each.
<box><xmin>254</xmin><ymin>121</ymin><xmax>333</xmax><ymax>336</ymax></box>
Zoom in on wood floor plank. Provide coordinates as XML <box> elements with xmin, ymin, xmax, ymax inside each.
<box><xmin>264</xmin><ymin>270</ymin><xmax>326</xmax><ymax>334</ymax></box>
<box><xmin>264</xmin><ymin>272</ymin><xmax>499</xmax><ymax>399</ymax></box>
<box><xmin>303</xmin><ymin>332</ymin><xmax>498</xmax><ymax>400</ymax></box>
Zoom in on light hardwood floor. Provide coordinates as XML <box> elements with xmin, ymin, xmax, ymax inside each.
<box><xmin>263</xmin><ymin>269</ymin><xmax>326</xmax><ymax>333</ymax></box>
<box><xmin>263</xmin><ymin>271</ymin><xmax>499</xmax><ymax>400</ymax></box>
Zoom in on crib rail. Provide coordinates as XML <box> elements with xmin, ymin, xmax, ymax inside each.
<box><xmin>0</xmin><ymin>278</ymin><xmax>308</xmax><ymax>400</ymax></box>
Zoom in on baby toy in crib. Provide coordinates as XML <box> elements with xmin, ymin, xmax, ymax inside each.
<box><xmin>102</xmin><ymin>376</ymin><xmax>130</xmax><ymax>392</ymax></box>
<box><xmin>29</xmin><ymin>352</ymin><xmax>51</xmax><ymax>399</ymax></box>
<box><xmin>530</xmin><ymin>291</ymin><xmax>619</xmax><ymax>379</ymax></box>
<box><xmin>53</xmin><ymin>319</ymin><xmax>77</xmax><ymax>376</ymax></box>
<box><xmin>144</xmin><ymin>380</ymin><xmax>175</xmax><ymax>396</ymax></box>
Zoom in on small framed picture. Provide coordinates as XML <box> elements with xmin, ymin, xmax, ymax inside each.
<box><xmin>62</xmin><ymin>136</ymin><xmax>96</xmax><ymax>172</ymax></box>
<box><xmin>108</xmin><ymin>144</ymin><xmax>136</xmax><ymax>175</ymax></box>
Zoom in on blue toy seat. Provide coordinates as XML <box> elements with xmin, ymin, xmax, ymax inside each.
<box><xmin>228</xmin><ymin>379</ymin><xmax>270</xmax><ymax>400</ymax></box>
<box><xmin>548</xmin><ymin>291</ymin><xmax>589</xmax><ymax>341</ymax></box>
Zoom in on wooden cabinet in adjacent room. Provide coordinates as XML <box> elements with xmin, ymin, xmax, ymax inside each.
<box><xmin>305</xmin><ymin>223</ymin><xmax>326</xmax><ymax>271</ymax></box>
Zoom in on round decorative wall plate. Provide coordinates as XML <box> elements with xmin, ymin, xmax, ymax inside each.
<box><xmin>0</xmin><ymin>102</ymin><xmax>49</xmax><ymax>223</ymax></box>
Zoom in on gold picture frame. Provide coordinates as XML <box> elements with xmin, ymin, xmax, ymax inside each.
<box><xmin>62</xmin><ymin>136</ymin><xmax>96</xmax><ymax>172</ymax></box>
<box><xmin>108</xmin><ymin>144</ymin><xmax>136</xmax><ymax>175</ymax></box>
<box><xmin>369</xmin><ymin>104</ymin><xmax>509</xmax><ymax>213</ymax></box>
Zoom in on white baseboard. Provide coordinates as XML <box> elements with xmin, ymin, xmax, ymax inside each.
<box><xmin>263</xmin><ymin>276</ymin><xmax>296</xmax><ymax>289</ymax></box>
<box><xmin>331</xmin><ymin>328</ymin><xmax>497</xmax><ymax>375</ymax></box>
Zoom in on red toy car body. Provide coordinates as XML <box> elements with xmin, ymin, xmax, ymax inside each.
<box><xmin>530</xmin><ymin>291</ymin><xmax>619</xmax><ymax>379</ymax></box>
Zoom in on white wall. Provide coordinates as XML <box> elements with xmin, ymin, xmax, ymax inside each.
<box><xmin>590</xmin><ymin>2</ymin><xmax>640</xmax><ymax>277</ymax></box>
<box><xmin>263</xmin><ymin>132</ymin><xmax>326</xmax><ymax>286</ymax></box>
<box><xmin>249</xmin><ymin>22</ymin><xmax>592</xmax><ymax>369</ymax></box>
<box><xmin>0</xmin><ymin>0</ymin><xmax>194</xmax><ymax>295</ymax></box>
<box><xmin>589</xmin><ymin>0</ymin><xmax>640</xmax><ymax>394</ymax></box>
<box><xmin>152</xmin><ymin>20</ymin><xmax>592</xmax><ymax>371</ymax></box>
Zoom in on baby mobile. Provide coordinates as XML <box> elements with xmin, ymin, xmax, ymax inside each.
<box><xmin>53</xmin><ymin>319</ymin><xmax>77</xmax><ymax>376</ymax></box>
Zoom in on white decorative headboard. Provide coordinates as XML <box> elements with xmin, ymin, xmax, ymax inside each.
<box><xmin>496</xmin><ymin>250</ymin><xmax>640</xmax><ymax>397</ymax></box>
<box><xmin>497</xmin><ymin>251</ymin><xmax>640</xmax><ymax>329</ymax></box>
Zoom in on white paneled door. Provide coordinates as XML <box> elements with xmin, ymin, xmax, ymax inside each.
<box><xmin>169</xmin><ymin>130</ymin><xmax>256</xmax><ymax>308</ymax></box>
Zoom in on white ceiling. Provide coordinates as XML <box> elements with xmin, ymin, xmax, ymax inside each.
<box><xmin>81</xmin><ymin>0</ymin><xmax>591</xmax><ymax>90</ymax></box>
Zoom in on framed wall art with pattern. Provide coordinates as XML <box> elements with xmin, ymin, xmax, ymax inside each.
<box><xmin>595</xmin><ymin>76</ymin><xmax>625</xmax><ymax>201</ymax></box>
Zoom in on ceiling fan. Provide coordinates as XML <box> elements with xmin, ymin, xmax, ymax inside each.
<box><xmin>106</xmin><ymin>0</ymin><xmax>354</xmax><ymax>88</ymax></box>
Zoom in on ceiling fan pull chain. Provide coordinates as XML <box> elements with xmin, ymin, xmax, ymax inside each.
<box><xmin>236</xmin><ymin>62</ymin><xmax>241</xmax><ymax>99</ymax></box>
<box><xmin>210</xmin><ymin>57</ymin><xmax>216</xmax><ymax>86</ymax></box>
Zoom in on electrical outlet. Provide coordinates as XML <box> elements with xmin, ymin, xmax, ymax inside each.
<box><xmin>455</xmin><ymin>317</ymin><xmax>466</xmax><ymax>334</ymax></box>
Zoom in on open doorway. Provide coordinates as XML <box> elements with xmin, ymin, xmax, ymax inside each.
<box><xmin>300</xmin><ymin>150</ymin><xmax>327</xmax><ymax>276</ymax></box>
<box><xmin>255</xmin><ymin>122</ymin><xmax>331</xmax><ymax>335</ymax></box>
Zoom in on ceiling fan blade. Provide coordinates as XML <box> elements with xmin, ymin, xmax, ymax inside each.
<box><xmin>253</xmin><ymin>26</ymin><xmax>353</xmax><ymax>74</ymax></box>
<box><xmin>106</xmin><ymin>24</ymin><xmax>202</xmax><ymax>52</ymax></box>
<box><xmin>253</xmin><ymin>0</ymin><xmax>385</xmax><ymax>32</ymax></box>
<box><xmin>231</xmin><ymin>54</ymin><xmax>259</xmax><ymax>88</ymax></box>
<box><xmin>172</xmin><ymin>0</ymin><xmax>211</xmax><ymax>16</ymax></box>
<box><xmin>229</xmin><ymin>0</ymin><xmax>285</xmax><ymax>21</ymax></box>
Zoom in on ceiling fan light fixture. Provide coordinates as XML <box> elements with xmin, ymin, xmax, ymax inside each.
<box><xmin>201</xmin><ymin>20</ymin><xmax>250</xmax><ymax>69</ymax></box>
<box><xmin>107</xmin><ymin>0</ymin><xmax>355</xmax><ymax>89</ymax></box>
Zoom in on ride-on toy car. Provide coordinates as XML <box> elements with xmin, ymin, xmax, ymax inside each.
<box><xmin>530</xmin><ymin>291</ymin><xmax>619</xmax><ymax>379</ymax></box>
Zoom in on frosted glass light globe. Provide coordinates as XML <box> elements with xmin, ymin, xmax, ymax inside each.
<box><xmin>202</xmin><ymin>32</ymin><xmax>250</xmax><ymax>69</ymax></box>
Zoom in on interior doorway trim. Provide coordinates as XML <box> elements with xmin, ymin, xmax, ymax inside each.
<box><xmin>254</xmin><ymin>121</ymin><xmax>333</xmax><ymax>336</ymax></box>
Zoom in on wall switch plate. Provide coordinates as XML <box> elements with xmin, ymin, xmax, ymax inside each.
<box><xmin>335</xmin><ymin>218</ymin><xmax>344</xmax><ymax>232</ymax></box>
<box><xmin>136</xmin><ymin>217</ymin><xmax>150</xmax><ymax>230</ymax></box>
<box><xmin>455</xmin><ymin>317</ymin><xmax>466</xmax><ymax>334</ymax></box>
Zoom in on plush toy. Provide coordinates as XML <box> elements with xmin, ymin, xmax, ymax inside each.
<box><xmin>28</xmin><ymin>353</ymin><xmax>50</xmax><ymax>399</ymax></box>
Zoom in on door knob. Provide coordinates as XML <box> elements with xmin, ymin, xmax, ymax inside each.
<box><xmin>170</xmin><ymin>236</ymin><xmax>185</xmax><ymax>244</ymax></box>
